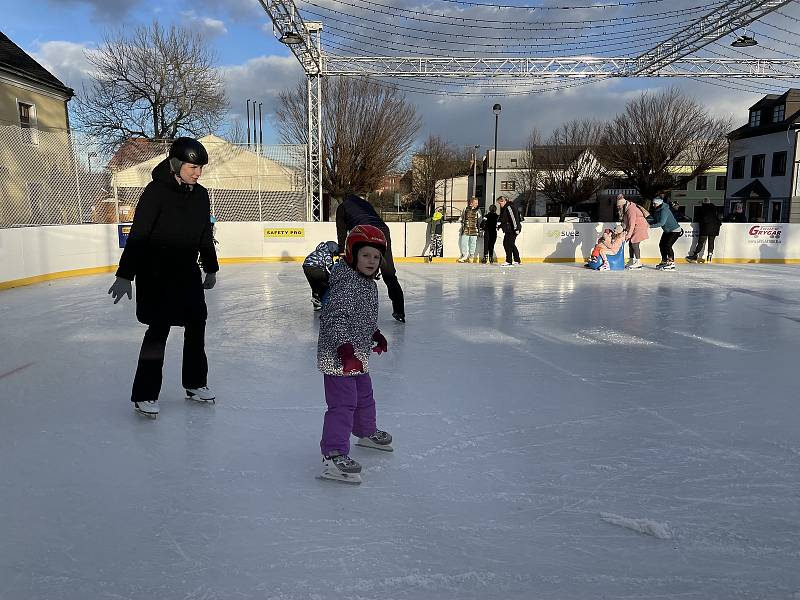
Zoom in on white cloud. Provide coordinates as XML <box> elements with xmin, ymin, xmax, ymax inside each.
<box><xmin>221</xmin><ymin>54</ymin><xmax>304</xmax><ymax>139</ymax></box>
<box><xmin>30</xmin><ymin>40</ymin><xmax>96</xmax><ymax>92</ymax></box>
<box><xmin>180</xmin><ymin>11</ymin><xmax>228</xmax><ymax>37</ymax></box>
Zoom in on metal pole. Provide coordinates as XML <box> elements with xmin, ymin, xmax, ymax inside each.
<box><xmin>252</xmin><ymin>102</ymin><xmax>258</xmax><ymax>152</ymax></box>
<box><xmin>472</xmin><ymin>145</ymin><xmax>478</xmax><ymax>200</ymax></box>
<box><xmin>246</xmin><ymin>99</ymin><xmax>251</xmax><ymax>147</ymax></box>
<box><xmin>258</xmin><ymin>102</ymin><xmax>263</xmax><ymax>150</ymax></box>
<box><xmin>492</xmin><ymin>113</ymin><xmax>499</xmax><ymax>206</ymax></box>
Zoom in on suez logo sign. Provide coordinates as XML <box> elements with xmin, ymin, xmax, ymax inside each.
<box><xmin>545</xmin><ymin>230</ymin><xmax>580</xmax><ymax>239</ymax></box>
<box><xmin>747</xmin><ymin>225</ymin><xmax>783</xmax><ymax>244</ymax></box>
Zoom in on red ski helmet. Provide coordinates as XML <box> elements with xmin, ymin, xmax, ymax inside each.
<box><xmin>345</xmin><ymin>225</ymin><xmax>387</xmax><ymax>266</ymax></box>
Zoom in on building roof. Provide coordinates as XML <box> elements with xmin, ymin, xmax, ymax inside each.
<box><xmin>0</xmin><ymin>31</ymin><xmax>74</xmax><ymax>97</ymax></box>
<box><xmin>729</xmin><ymin>88</ymin><xmax>800</xmax><ymax>141</ymax></box>
<box><xmin>729</xmin><ymin>179</ymin><xmax>771</xmax><ymax>199</ymax></box>
<box><xmin>107</xmin><ymin>138</ymin><xmax>169</xmax><ymax>171</ymax></box>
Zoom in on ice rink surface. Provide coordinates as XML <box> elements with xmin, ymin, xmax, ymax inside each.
<box><xmin>1</xmin><ymin>262</ymin><xmax>799</xmax><ymax>600</ymax></box>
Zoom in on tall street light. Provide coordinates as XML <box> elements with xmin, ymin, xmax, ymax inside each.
<box><xmin>491</xmin><ymin>103</ymin><xmax>501</xmax><ymax>209</ymax></box>
<box><xmin>472</xmin><ymin>144</ymin><xmax>480</xmax><ymax>200</ymax></box>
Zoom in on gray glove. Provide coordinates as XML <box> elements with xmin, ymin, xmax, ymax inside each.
<box><xmin>202</xmin><ymin>271</ymin><xmax>217</xmax><ymax>290</ymax></box>
<box><xmin>108</xmin><ymin>277</ymin><xmax>132</xmax><ymax>304</ymax></box>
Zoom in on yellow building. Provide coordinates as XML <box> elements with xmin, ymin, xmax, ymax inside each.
<box><xmin>0</xmin><ymin>31</ymin><xmax>76</xmax><ymax>226</ymax></box>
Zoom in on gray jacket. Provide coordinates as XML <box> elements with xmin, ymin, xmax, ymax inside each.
<box><xmin>317</xmin><ymin>262</ymin><xmax>379</xmax><ymax>376</ymax></box>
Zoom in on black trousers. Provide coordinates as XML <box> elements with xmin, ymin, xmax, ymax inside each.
<box><xmin>658</xmin><ymin>231</ymin><xmax>682</xmax><ymax>262</ymax></box>
<box><xmin>303</xmin><ymin>265</ymin><xmax>329</xmax><ymax>299</ymax></box>
<box><xmin>502</xmin><ymin>232</ymin><xmax>520</xmax><ymax>264</ymax></box>
<box><xmin>131</xmin><ymin>321</ymin><xmax>207</xmax><ymax>402</ymax></box>
<box><xmin>483</xmin><ymin>230</ymin><xmax>497</xmax><ymax>260</ymax></box>
<box><xmin>628</xmin><ymin>241</ymin><xmax>641</xmax><ymax>260</ymax></box>
<box><xmin>381</xmin><ymin>240</ymin><xmax>405</xmax><ymax>315</ymax></box>
<box><xmin>691</xmin><ymin>235</ymin><xmax>716</xmax><ymax>256</ymax></box>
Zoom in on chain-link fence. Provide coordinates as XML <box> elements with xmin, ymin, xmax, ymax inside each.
<box><xmin>0</xmin><ymin>124</ymin><xmax>308</xmax><ymax>227</ymax></box>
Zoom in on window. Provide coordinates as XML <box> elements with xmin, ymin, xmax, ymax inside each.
<box><xmin>732</xmin><ymin>157</ymin><xmax>745</xmax><ymax>179</ymax></box>
<box><xmin>749</xmin><ymin>110</ymin><xmax>761</xmax><ymax>127</ymax></box>
<box><xmin>475</xmin><ymin>186</ymin><xmax>483</xmax><ymax>198</ymax></box>
<box><xmin>500</xmin><ymin>180</ymin><xmax>516</xmax><ymax>191</ymax></box>
<box><xmin>510</xmin><ymin>158</ymin><xmax>518</xmax><ymax>167</ymax></box>
<box><xmin>18</xmin><ymin>101</ymin><xmax>38</xmax><ymax>145</ymax></box>
<box><xmin>695</xmin><ymin>175</ymin><xmax>708</xmax><ymax>191</ymax></box>
<box><xmin>771</xmin><ymin>151</ymin><xmax>787</xmax><ymax>176</ymax></box>
<box><xmin>715</xmin><ymin>175</ymin><xmax>727</xmax><ymax>190</ymax></box>
<box><xmin>675</xmin><ymin>178</ymin><xmax>688</xmax><ymax>190</ymax></box>
<box><xmin>773</xmin><ymin>104</ymin><xmax>785</xmax><ymax>123</ymax></box>
<box><xmin>751</xmin><ymin>154</ymin><xmax>765</xmax><ymax>178</ymax></box>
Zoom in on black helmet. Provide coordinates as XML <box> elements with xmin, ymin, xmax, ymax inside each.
<box><xmin>168</xmin><ymin>137</ymin><xmax>208</xmax><ymax>165</ymax></box>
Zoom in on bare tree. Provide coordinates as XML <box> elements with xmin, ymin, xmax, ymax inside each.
<box><xmin>275</xmin><ymin>78</ymin><xmax>420</xmax><ymax>199</ymax></box>
<box><xmin>513</xmin><ymin>129</ymin><xmax>542</xmax><ymax>217</ymax></box>
<box><xmin>538</xmin><ymin>120</ymin><xmax>607</xmax><ymax>218</ymax></box>
<box><xmin>226</xmin><ymin>119</ymin><xmax>247</xmax><ymax>145</ymax></box>
<box><xmin>74</xmin><ymin>21</ymin><xmax>227</xmax><ymax>153</ymax></box>
<box><xmin>411</xmin><ymin>135</ymin><xmax>461</xmax><ymax>218</ymax></box>
<box><xmin>602</xmin><ymin>88</ymin><xmax>731</xmax><ymax>202</ymax></box>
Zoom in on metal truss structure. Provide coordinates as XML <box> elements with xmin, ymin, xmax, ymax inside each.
<box><xmin>258</xmin><ymin>0</ymin><xmax>800</xmax><ymax>221</ymax></box>
<box><xmin>323</xmin><ymin>57</ymin><xmax>800</xmax><ymax>79</ymax></box>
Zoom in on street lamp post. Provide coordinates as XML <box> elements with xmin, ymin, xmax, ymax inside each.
<box><xmin>472</xmin><ymin>144</ymin><xmax>479</xmax><ymax>200</ymax></box>
<box><xmin>491</xmin><ymin>104</ymin><xmax>501</xmax><ymax>208</ymax></box>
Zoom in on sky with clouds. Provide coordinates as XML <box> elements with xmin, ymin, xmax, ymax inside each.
<box><xmin>4</xmin><ymin>0</ymin><xmax>800</xmax><ymax>151</ymax></box>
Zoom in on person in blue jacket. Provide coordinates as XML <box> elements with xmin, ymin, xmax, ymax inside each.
<box><xmin>648</xmin><ymin>197</ymin><xmax>683</xmax><ymax>270</ymax></box>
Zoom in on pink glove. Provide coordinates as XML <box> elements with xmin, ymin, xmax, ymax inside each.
<box><xmin>337</xmin><ymin>343</ymin><xmax>364</xmax><ymax>374</ymax></box>
<box><xmin>372</xmin><ymin>330</ymin><xmax>388</xmax><ymax>354</ymax></box>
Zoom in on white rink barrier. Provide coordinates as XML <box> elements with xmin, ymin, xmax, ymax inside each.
<box><xmin>1</xmin><ymin>221</ymin><xmax>798</xmax><ymax>289</ymax></box>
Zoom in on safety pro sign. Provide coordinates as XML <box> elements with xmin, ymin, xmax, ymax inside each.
<box><xmin>264</xmin><ymin>228</ymin><xmax>305</xmax><ymax>238</ymax></box>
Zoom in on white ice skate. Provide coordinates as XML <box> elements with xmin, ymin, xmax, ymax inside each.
<box><xmin>625</xmin><ymin>259</ymin><xmax>642</xmax><ymax>270</ymax></box>
<box><xmin>185</xmin><ymin>386</ymin><xmax>216</xmax><ymax>404</ymax></box>
<box><xmin>355</xmin><ymin>429</ymin><xmax>393</xmax><ymax>452</ymax></box>
<box><xmin>312</xmin><ymin>297</ymin><xmax>322</xmax><ymax>311</ymax></box>
<box><xmin>318</xmin><ymin>453</ymin><xmax>362</xmax><ymax>484</ymax></box>
<box><xmin>134</xmin><ymin>400</ymin><xmax>159</xmax><ymax>418</ymax></box>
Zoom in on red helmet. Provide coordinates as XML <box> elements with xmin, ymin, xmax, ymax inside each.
<box><xmin>345</xmin><ymin>225</ymin><xmax>387</xmax><ymax>266</ymax></box>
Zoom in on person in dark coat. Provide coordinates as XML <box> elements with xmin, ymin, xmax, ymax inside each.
<box><xmin>687</xmin><ymin>198</ymin><xmax>722</xmax><ymax>263</ymax></box>
<box><xmin>108</xmin><ymin>137</ymin><xmax>219</xmax><ymax>418</ymax></box>
<box><xmin>497</xmin><ymin>196</ymin><xmax>522</xmax><ymax>266</ymax></box>
<box><xmin>480</xmin><ymin>204</ymin><xmax>499</xmax><ymax>263</ymax></box>
<box><xmin>726</xmin><ymin>203</ymin><xmax>747</xmax><ymax>222</ymax></box>
<box><xmin>336</xmin><ymin>194</ymin><xmax>405</xmax><ymax>322</ymax></box>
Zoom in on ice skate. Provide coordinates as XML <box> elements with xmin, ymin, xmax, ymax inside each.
<box><xmin>356</xmin><ymin>429</ymin><xmax>393</xmax><ymax>452</ymax></box>
<box><xmin>457</xmin><ymin>257</ymin><xmax>467</xmax><ymax>263</ymax></box>
<box><xmin>480</xmin><ymin>257</ymin><xmax>488</xmax><ymax>264</ymax></box>
<box><xmin>134</xmin><ymin>400</ymin><xmax>159</xmax><ymax>418</ymax></box>
<box><xmin>185</xmin><ymin>386</ymin><xmax>216</xmax><ymax>404</ymax></box>
<box><xmin>500</xmin><ymin>262</ymin><xmax>514</xmax><ymax>267</ymax></box>
<box><xmin>661</xmin><ymin>261</ymin><xmax>676</xmax><ymax>271</ymax></box>
<box><xmin>625</xmin><ymin>259</ymin><xmax>642</xmax><ymax>270</ymax></box>
<box><xmin>686</xmin><ymin>254</ymin><xmax>698</xmax><ymax>263</ymax></box>
<box><xmin>392</xmin><ymin>312</ymin><xmax>405</xmax><ymax>323</ymax></box>
<box><xmin>318</xmin><ymin>453</ymin><xmax>362</xmax><ymax>484</ymax></box>
<box><xmin>706</xmin><ymin>253</ymin><xmax>713</xmax><ymax>263</ymax></box>
<box><xmin>312</xmin><ymin>297</ymin><xmax>322</xmax><ymax>311</ymax></box>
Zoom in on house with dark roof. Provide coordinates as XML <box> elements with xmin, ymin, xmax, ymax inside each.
<box><xmin>0</xmin><ymin>30</ymin><xmax>76</xmax><ymax>225</ymax></box>
<box><xmin>726</xmin><ymin>89</ymin><xmax>800</xmax><ymax>223</ymax></box>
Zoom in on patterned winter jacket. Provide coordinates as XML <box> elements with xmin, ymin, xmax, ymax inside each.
<box><xmin>460</xmin><ymin>206</ymin><xmax>482</xmax><ymax>236</ymax></box>
<box><xmin>303</xmin><ymin>241</ymin><xmax>337</xmax><ymax>273</ymax></box>
<box><xmin>317</xmin><ymin>261</ymin><xmax>379</xmax><ymax>376</ymax></box>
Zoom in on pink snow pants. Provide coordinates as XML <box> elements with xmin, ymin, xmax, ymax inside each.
<box><xmin>320</xmin><ymin>373</ymin><xmax>377</xmax><ymax>456</ymax></box>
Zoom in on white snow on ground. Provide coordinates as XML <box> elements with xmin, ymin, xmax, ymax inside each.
<box><xmin>1</xmin><ymin>262</ymin><xmax>800</xmax><ymax>599</ymax></box>
<box><xmin>600</xmin><ymin>512</ymin><xmax>674</xmax><ymax>539</ymax></box>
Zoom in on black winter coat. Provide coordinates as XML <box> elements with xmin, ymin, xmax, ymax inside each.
<box><xmin>498</xmin><ymin>203</ymin><xmax>522</xmax><ymax>234</ymax></box>
<box><xmin>694</xmin><ymin>203</ymin><xmax>722</xmax><ymax>236</ymax></box>
<box><xmin>335</xmin><ymin>195</ymin><xmax>389</xmax><ymax>249</ymax></box>
<box><xmin>116</xmin><ymin>159</ymin><xmax>219</xmax><ymax>326</ymax></box>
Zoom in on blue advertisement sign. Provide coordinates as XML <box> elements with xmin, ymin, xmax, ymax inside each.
<box><xmin>118</xmin><ymin>223</ymin><xmax>132</xmax><ymax>248</ymax></box>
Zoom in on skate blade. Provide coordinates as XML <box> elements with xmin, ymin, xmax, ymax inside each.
<box><xmin>317</xmin><ymin>472</ymin><xmax>362</xmax><ymax>485</ymax></box>
<box><xmin>355</xmin><ymin>438</ymin><xmax>394</xmax><ymax>452</ymax></box>
<box><xmin>134</xmin><ymin>409</ymin><xmax>158</xmax><ymax>419</ymax></box>
<box><xmin>185</xmin><ymin>395</ymin><xmax>216</xmax><ymax>404</ymax></box>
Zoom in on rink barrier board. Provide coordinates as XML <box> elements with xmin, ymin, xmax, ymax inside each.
<box><xmin>1</xmin><ymin>222</ymin><xmax>799</xmax><ymax>290</ymax></box>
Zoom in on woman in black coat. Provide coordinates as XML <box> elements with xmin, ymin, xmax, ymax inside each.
<box><xmin>108</xmin><ymin>138</ymin><xmax>219</xmax><ymax>418</ymax></box>
<box><xmin>687</xmin><ymin>198</ymin><xmax>722</xmax><ymax>263</ymax></box>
